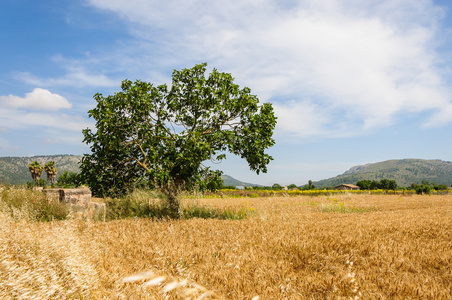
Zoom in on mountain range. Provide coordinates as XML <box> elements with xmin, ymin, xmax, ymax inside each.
<box><xmin>1</xmin><ymin>155</ymin><xmax>451</xmax><ymax>188</ymax></box>
<box><xmin>220</xmin><ymin>174</ymin><xmax>260</xmax><ymax>187</ymax></box>
<box><xmin>0</xmin><ymin>155</ymin><xmax>82</xmax><ymax>185</ymax></box>
<box><xmin>313</xmin><ymin>159</ymin><xmax>452</xmax><ymax>188</ymax></box>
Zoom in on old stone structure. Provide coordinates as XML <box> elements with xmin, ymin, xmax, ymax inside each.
<box><xmin>44</xmin><ymin>187</ymin><xmax>105</xmax><ymax>220</ymax></box>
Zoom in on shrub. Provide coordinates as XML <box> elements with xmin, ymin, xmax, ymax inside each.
<box><xmin>415</xmin><ymin>185</ymin><xmax>432</xmax><ymax>195</ymax></box>
<box><xmin>105</xmin><ymin>189</ymin><xmax>255</xmax><ymax>220</ymax></box>
<box><xmin>56</xmin><ymin>171</ymin><xmax>82</xmax><ymax>188</ymax></box>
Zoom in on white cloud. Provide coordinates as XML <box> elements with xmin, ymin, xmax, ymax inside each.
<box><xmin>81</xmin><ymin>0</ymin><xmax>452</xmax><ymax>138</ymax></box>
<box><xmin>0</xmin><ymin>88</ymin><xmax>72</xmax><ymax>111</ymax></box>
<box><xmin>0</xmin><ymin>90</ymin><xmax>92</xmax><ymax>136</ymax></box>
<box><xmin>273</xmin><ymin>100</ymin><xmax>337</xmax><ymax>138</ymax></box>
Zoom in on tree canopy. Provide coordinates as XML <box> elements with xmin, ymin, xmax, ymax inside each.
<box><xmin>356</xmin><ymin>179</ymin><xmax>397</xmax><ymax>190</ymax></box>
<box><xmin>80</xmin><ymin>63</ymin><xmax>277</xmax><ymax>202</ymax></box>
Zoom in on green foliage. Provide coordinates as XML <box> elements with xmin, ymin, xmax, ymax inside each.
<box><xmin>104</xmin><ymin>190</ymin><xmax>254</xmax><ymax>220</ymax></box>
<box><xmin>80</xmin><ymin>63</ymin><xmax>277</xmax><ymax>209</ymax></box>
<box><xmin>28</xmin><ymin>161</ymin><xmax>43</xmax><ymax>182</ymax></box>
<box><xmin>300</xmin><ymin>183</ymin><xmax>316</xmax><ymax>190</ymax></box>
<box><xmin>44</xmin><ymin>161</ymin><xmax>57</xmax><ymax>171</ymax></box>
<box><xmin>415</xmin><ymin>185</ymin><xmax>432</xmax><ymax>195</ymax></box>
<box><xmin>44</xmin><ymin>161</ymin><xmax>58</xmax><ymax>184</ymax></box>
<box><xmin>56</xmin><ymin>171</ymin><xmax>81</xmax><ymax>188</ymax></box>
<box><xmin>356</xmin><ymin>179</ymin><xmax>397</xmax><ymax>190</ymax></box>
<box><xmin>105</xmin><ymin>194</ymin><xmax>171</xmax><ymax>220</ymax></box>
<box><xmin>356</xmin><ymin>180</ymin><xmax>372</xmax><ymax>190</ymax></box>
<box><xmin>433</xmin><ymin>184</ymin><xmax>448</xmax><ymax>191</ymax></box>
<box><xmin>271</xmin><ymin>183</ymin><xmax>282</xmax><ymax>190</ymax></box>
<box><xmin>26</xmin><ymin>179</ymin><xmax>47</xmax><ymax>189</ymax></box>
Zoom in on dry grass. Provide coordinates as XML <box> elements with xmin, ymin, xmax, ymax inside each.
<box><xmin>1</xmin><ymin>194</ymin><xmax>451</xmax><ymax>299</ymax></box>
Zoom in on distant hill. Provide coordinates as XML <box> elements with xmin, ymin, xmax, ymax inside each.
<box><xmin>0</xmin><ymin>155</ymin><xmax>82</xmax><ymax>185</ymax></box>
<box><xmin>221</xmin><ymin>175</ymin><xmax>260</xmax><ymax>187</ymax></box>
<box><xmin>314</xmin><ymin>159</ymin><xmax>452</xmax><ymax>188</ymax></box>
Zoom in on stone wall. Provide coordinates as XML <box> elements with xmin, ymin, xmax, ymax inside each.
<box><xmin>44</xmin><ymin>187</ymin><xmax>105</xmax><ymax>221</ymax></box>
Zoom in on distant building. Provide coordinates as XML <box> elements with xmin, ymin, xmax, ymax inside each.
<box><xmin>235</xmin><ymin>186</ymin><xmax>245</xmax><ymax>190</ymax></box>
<box><xmin>334</xmin><ymin>184</ymin><xmax>360</xmax><ymax>190</ymax></box>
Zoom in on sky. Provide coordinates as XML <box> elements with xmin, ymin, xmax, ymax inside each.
<box><xmin>2</xmin><ymin>0</ymin><xmax>452</xmax><ymax>186</ymax></box>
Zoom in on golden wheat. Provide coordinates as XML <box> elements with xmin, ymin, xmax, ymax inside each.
<box><xmin>0</xmin><ymin>194</ymin><xmax>451</xmax><ymax>299</ymax></box>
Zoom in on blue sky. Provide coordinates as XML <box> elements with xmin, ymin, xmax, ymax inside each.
<box><xmin>2</xmin><ymin>0</ymin><xmax>452</xmax><ymax>186</ymax></box>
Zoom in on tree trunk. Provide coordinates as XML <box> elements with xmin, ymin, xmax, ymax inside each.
<box><xmin>161</xmin><ymin>177</ymin><xmax>183</xmax><ymax>217</ymax></box>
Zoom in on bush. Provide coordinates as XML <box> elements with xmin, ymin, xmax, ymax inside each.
<box><xmin>415</xmin><ymin>185</ymin><xmax>432</xmax><ymax>195</ymax></box>
<box><xmin>105</xmin><ymin>190</ymin><xmax>168</xmax><ymax>220</ymax></box>
<box><xmin>56</xmin><ymin>171</ymin><xmax>81</xmax><ymax>188</ymax></box>
<box><xmin>26</xmin><ymin>179</ymin><xmax>47</xmax><ymax>189</ymax></box>
<box><xmin>105</xmin><ymin>189</ymin><xmax>255</xmax><ymax>220</ymax></box>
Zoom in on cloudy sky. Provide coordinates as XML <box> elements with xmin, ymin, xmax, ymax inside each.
<box><xmin>2</xmin><ymin>0</ymin><xmax>452</xmax><ymax>186</ymax></box>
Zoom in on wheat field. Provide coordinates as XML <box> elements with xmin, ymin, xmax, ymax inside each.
<box><xmin>1</xmin><ymin>193</ymin><xmax>451</xmax><ymax>299</ymax></box>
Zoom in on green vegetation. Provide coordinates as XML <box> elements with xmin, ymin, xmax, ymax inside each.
<box><xmin>0</xmin><ymin>188</ymin><xmax>69</xmax><ymax>222</ymax></box>
<box><xmin>44</xmin><ymin>161</ymin><xmax>58</xmax><ymax>184</ymax></box>
<box><xmin>104</xmin><ymin>190</ymin><xmax>254</xmax><ymax>220</ymax></box>
<box><xmin>56</xmin><ymin>171</ymin><xmax>82</xmax><ymax>188</ymax></box>
<box><xmin>0</xmin><ymin>187</ymin><xmax>256</xmax><ymax>222</ymax></box>
<box><xmin>80</xmin><ymin>63</ymin><xmax>277</xmax><ymax>215</ymax></box>
<box><xmin>356</xmin><ymin>179</ymin><xmax>397</xmax><ymax>190</ymax></box>
<box><xmin>28</xmin><ymin>161</ymin><xmax>43</xmax><ymax>182</ymax></box>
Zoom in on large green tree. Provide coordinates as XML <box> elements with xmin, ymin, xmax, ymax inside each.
<box><xmin>80</xmin><ymin>63</ymin><xmax>277</xmax><ymax>211</ymax></box>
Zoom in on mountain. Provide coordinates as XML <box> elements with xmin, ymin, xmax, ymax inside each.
<box><xmin>0</xmin><ymin>155</ymin><xmax>82</xmax><ymax>185</ymax></box>
<box><xmin>314</xmin><ymin>159</ymin><xmax>452</xmax><ymax>188</ymax></box>
<box><xmin>221</xmin><ymin>175</ymin><xmax>260</xmax><ymax>187</ymax></box>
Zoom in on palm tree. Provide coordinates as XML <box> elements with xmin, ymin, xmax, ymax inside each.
<box><xmin>29</xmin><ymin>161</ymin><xmax>44</xmax><ymax>182</ymax></box>
<box><xmin>44</xmin><ymin>161</ymin><xmax>58</xmax><ymax>184</ymax></box>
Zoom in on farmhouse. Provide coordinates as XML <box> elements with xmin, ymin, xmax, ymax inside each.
<box><xmin>334</xmin><ymin>184</ymin><xmax>360</xmax><ymax>190</ymax></box>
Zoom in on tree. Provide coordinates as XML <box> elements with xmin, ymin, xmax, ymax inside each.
<box><xmin>379</xmin><ymin>179</ymin><xmax>397</xmax><ymax>190</ymax></box>
<box><xmin>44</xmin><ymin>161</ymin><xmax>58</xmax><ymax>184</ymax></box>
<box><xmin>415</xmin><ymin>184</ymin><xmax>431</xmax><ymax>195</ymax></box>
<box><xmin>387</xmin><ymin>179</ymin><xmax>397</xmax><ymax>190</ymax></box>
<box><xmin>272</xmin><ymin>183</ymin><xmax>282</xmax><ymax>190</ymax></box>
<box><xmin>80</xmin><ymin>63</ymin><xmax>277</xmax><ymax>212</ymax></box>
<box><xmin>287</xmin><ymin>184</ymin><xmax>298</xmax><ymax>190</ymax></box>
<box><xmin>356</xmin><ymin>180</ymin><xmax>372</xmax><ymax>190</ymax></box>
<box><xmin>28</xmin><ymin>161</ymin><xmax>43</xmax><ymax>183</ymax></box>
<box><xmin>369</xmin><ymin>180</ymin><xmax>380</xmax><ymax>190</ymax></box>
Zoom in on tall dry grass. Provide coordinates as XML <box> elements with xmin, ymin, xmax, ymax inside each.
<box><xmin>1</xmin><ymin>193</ymin><xmax>451</xmax><ymax>299</ymax></box>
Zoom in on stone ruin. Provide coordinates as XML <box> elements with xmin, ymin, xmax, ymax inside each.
<box><xmin>44</xmin><ymin>187</ymin><xmax>106</xmax><ymax>221</ymax></box>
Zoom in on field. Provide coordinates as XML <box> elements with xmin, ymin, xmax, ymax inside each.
<box><xmin>1</xmin><ymin>193</ymin><xmax>451</xmax><ymax>299</ymax></box>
